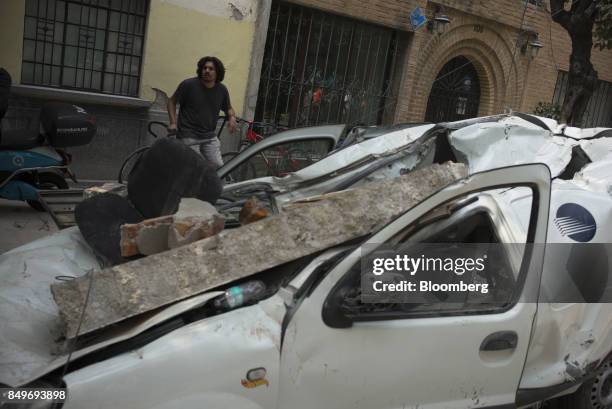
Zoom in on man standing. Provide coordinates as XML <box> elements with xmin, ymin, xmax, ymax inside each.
<box><xmin>167</xmin><ymin>56</ymin><xmax>237</xmax><ymax>168</ymax></box>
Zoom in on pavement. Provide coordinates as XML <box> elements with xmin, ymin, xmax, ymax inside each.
<box><xmin>0</xmin><ymin>199</ymin><xmax>59</xmax><ymax>254</ymax></box>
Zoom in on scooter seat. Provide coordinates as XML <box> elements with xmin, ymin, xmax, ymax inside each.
<box><xmin>0</xmin><ymin>129</ymin><xmax>43</xmax><ymax>150</ymax></box>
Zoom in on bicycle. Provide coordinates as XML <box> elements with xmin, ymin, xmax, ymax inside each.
<box><xmin>221</xmin><ymin>118</ymin><xmax>320</xmax><ymax>183</ymax></box>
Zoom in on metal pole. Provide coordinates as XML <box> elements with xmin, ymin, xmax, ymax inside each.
<box><xmin>261</xmin><ymin>2</ymin><xmax>281</xmax><ymax>123</ymax></box>
<box><xmin>357</xmin><ymin>28</ymin><xmax>374</xmax><ymax>124</ymax></box>
<box><xmin>370</xmin><ymin>32</ymin><xmax>385</xmax><ymax>124</ymax></box>
<box><xmin>295</xmin><ymin>9</ymin><xmax>314</xmax><ymax>127</ymax></box>
<box><xmin>283</xmin><ymin>6</ymin><xmax>304</xmax><ymax>126</ymax></box>
<box><xmin>305</xmin><ymin>13</ymin><xmax>325</xmax><ymax>126</ymax></box>
<box><xmin>337</xmin><ymin>24</ymin><xmax>355</xmax><ymax>124</ymax></box>
<box><xmin>345</xmin><ymin>26</ymin><xmax>365</xmax><ymax>124</ymax></box>
<box><xmin>272</xmin><ymin>6</ymin><xmax>293</xmax><ymax>124</ymax></box>
<box><xmin>316</xmin><ymin>15</ymin><xmax>335</xmax><ymax>125</ymax></box>
<box><xmin>325</xmin><ymin>19</ymin><xmax>346</xmax><ymax>124</ymax></box>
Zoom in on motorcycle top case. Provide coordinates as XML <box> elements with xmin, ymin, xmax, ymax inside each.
<box><xmin>40</xmin><ymin>102</ymin><xmax>96</xmax><ymax>147</ymax></box>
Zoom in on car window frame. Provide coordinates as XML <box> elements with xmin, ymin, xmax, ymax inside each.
<box><xmin>217</xmin><ymin>134</ymin><xmax>338</xmax><ymax>180</ymax></box>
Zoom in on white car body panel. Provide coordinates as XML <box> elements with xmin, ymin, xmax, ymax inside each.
<box><xmin>63</xmin><ymin>297</ymin><xmax>285</xmax><ymax>409</ymax></box>
<box><xmin>520</xmin><ymin>179</ymin><xmax>612</xmax><ymax>389</ymax></box>
<box><xmin>0</xmin><ymin>224</ymin><xmax>225</xmax><ymax>386</ymax></box>
<box><xmin>449</xmin><ymin>121</ymin><xmax>575</xmax><ymax>177</ymax></box>
<box><xmin>0</xmin><ymin>228</ymin><xmax>101</xmax><ymax>386</ymax></box>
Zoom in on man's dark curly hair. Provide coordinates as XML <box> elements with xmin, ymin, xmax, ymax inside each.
<box><xmin>196</xmin><ymin>56</ymin><xmax>225</xmax><ymax>82</ymax></box>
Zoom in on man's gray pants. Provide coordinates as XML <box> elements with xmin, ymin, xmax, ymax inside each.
<box><xmin>180</xmin><ymin>136</ymin><xmax>224</xmax><ymax>169</ymax></box>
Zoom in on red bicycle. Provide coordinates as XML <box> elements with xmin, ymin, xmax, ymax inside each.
<box><xmin>221</xmin><ymin>118</ymin><xmax>317</xmax><ymax>183</ymax></box>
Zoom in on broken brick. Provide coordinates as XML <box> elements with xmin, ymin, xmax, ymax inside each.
<box><xmin>239</xmin><ymin>197</ymin><xmax>269</xmax><ymax>225</ymax></box>
<box><xmin>120</xmin><ymin>215</ymin><xmax>173</xmax><ymax>257</ymax></box>
<box><xmin>168</xmin><ymin>199</ymin><xmax>224</xmax><ymax>249</ymax></box>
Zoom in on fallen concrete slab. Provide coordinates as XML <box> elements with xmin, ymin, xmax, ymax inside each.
<box><xmin>51</xmin><ymin>162</ymin><xmax>467</xmax><ymax>338</ymax></box>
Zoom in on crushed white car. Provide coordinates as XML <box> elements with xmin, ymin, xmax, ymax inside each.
<box><xmin>1</xmin><ymin>114</ymin><xmax>611</xmax><ymax>409</ymax></box>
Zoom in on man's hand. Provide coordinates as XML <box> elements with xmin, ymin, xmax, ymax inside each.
<box><xmin>167</xmin><ymin>123</ymin><xmax>177</xmax><ymax>136</ymax></box>
<box><xmin>228</xmin><ymin>116</ymin><xmax>237</xmax><ymax>134</ymax></box>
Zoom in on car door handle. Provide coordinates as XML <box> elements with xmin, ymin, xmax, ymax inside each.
<box><xmin>480</xmin><ymin>331</ymin><xmax>518</xmax><ymax>351</ymax></box>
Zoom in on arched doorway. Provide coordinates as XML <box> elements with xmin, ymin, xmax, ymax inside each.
<box><xmin>425</xmin><ymin>56</ymin><xmax>481</xmax><ymax>122</ymax></box>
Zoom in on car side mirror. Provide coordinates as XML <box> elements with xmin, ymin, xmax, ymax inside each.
<box><xmin>322</xmin><ymin>285</ymin><xmax>355</xmax><ymax>329</ymax></box>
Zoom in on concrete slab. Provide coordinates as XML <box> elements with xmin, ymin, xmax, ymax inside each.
<box><xmin>51</xmin><ymin>162</ymin><xmax>467</xmax><ymax>338</ymax></box>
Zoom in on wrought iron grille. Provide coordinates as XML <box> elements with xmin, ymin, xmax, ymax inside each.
<box><xmin>553</xmin><ymin>71</ymin><xmax>612</xmax><ymax>127</ymax></box>
<box><xmin>21</xmin><ymin>0</ymin><xmax>148</xmax><ymax>96</ymax></box>
<box><xmin>255</xmin><ymin>1</ymin><xmax>399</xmax><ymax>128</ymax></box>
<box><xmin>525</xmin><ymin>0</ymin><xmax>543</xmax><ymax>7</ymax></box>
<box><xmin>425</xmin><ymin>56</ymin><xmax>481</xmax><ymax>123</ymax></box>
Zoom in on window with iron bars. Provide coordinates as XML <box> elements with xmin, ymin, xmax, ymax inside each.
<box><xmin>255</xmin><ymin>1</ymin><xmax>399</xmax><ymax>128</ymax></box>
<box><xmin>553</xmin><ymin>71</ymin><xmax>612</xmax><ymax>127</ymax></box>
<box><xmin>524</xmin><ymin>0</ymin><xmax>543</xmax><ymax>7</ymax></box>
<box><xmin>21</xmin><ymin>0</ymin><xmax>148</xmax><ymax>97</ymax></box>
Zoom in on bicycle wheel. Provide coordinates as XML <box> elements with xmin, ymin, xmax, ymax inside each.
<box><xmin>118</xmin><ymin>146</ymin><xmax>150</xmax><ymax>184</ymax></box>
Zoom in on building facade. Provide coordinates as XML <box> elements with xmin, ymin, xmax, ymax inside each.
<box><xmin>250</xmin><ymin>0</ymin><xmax>612</xmax><ymax>128</ymax></box>
<box><xmin>1</xmin><ymin>0</ymin><xmax>611</xmax><ymax>179</ymax></box>
<box><xmin>0</xmin><ymin>0</ymin><xmax>265</xmax><ymax>179</ymax></box>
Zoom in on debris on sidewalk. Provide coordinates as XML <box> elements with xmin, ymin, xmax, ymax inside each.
<box><xmin>120</xmin><ymin>199</ymin><xmax>225</xmax><ymax>256</ymax></box>
<box><xmin>51</xmin><ymin>162</ymin><xmax>466</xmax><ymax>338</ymax></box>
<box><xmin>239</xmin><ymin>197</ymin><xmax>269</xmax><ymax>225</ymax></box>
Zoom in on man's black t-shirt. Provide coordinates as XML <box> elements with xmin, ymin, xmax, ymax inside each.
<box><xmin>173</xmin><ymin>78</ymin><xmax>230</xmax><ymax>139</ymax></box>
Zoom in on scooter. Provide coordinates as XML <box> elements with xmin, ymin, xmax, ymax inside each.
<box><xmin>0</xmin><ymin>101</ymin><xmax>96</xmax><ymax>211</ymax></box>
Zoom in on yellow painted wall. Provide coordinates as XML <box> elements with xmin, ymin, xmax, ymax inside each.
<box><xmin>0</xmin><ymin>0</ymin><xmax>25</xmax><ymax>82</ymax></box>
<box><xmin>140</xmin><ymin>0</ymin><xmax>258</xmax><ymax>115</ymax></box>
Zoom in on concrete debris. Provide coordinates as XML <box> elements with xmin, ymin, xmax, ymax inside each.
<box><xmin>120</xmin><ymin>199</ymin><xmax>225</xmax><ymax>257</ymax></box>
<box><xmin>120</xmin><ymin>216</ymin><xmax>173</xmax><ymax>257</ymax></box>
<box><xmin>83</xmin><ymin>182</ymin><xmax>128</xmax><ymax>199</ymax></box>
<box><xmin>135</xmin><ymin>218</ymin><xmax>173</xmax><ymax>256</ymax></box>
<box><xmin>51</xmin><ymin>162</ymin><xmax>467</xmax><ymax>338</ymax></box>
<box><xmin>239</xmin><ymin>197</ymin><xmax>269</xmax><ymax>225</ymax></box>
<box><xmin>168</xmin><ymin>199</ymin><xmax>225</xmax><ymax>249</ymax></box>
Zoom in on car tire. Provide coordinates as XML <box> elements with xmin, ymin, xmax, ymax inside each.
<box><xmin>26</xmin><ymin>172</ymin><xmax>69</xmax><ymax>212</ymax></box>
<box><xmin>550</xmin><ymin>357</ymin><xmax>612</xmax><ymax>409</ymax></box>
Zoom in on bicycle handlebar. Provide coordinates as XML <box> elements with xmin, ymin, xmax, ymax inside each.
<box><xmin>148</xmin><ymin>121</ymin><xmax>172</xmax><ymax>138</ymax></box>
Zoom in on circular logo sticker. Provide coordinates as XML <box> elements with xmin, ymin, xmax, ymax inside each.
<box><xmin>12</xmin><ymin>155</ymin><xmax>24</xmax><ymax>167</ymax></box>
<box><xmin>554</xmin><ymin>203</ymin><xmax>597</xmax><ymax>242</ymax></box>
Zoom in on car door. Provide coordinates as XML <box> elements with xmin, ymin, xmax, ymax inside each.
<box><xmin>277</xmin><ymin>164</ymin><xmax>551</xmax><ymax>409</ymax></box>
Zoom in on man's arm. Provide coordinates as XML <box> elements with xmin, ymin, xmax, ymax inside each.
<box><xmin>226</xmin><ymin>106</ymin><xmax>237</xmax><ymax>134</ymax></box>
<box><xmin>222</xmin><ymin>87</ymin><xmax>237</xmax><ymax>134</ymax></box>
<box><xmin>167</xmin><ymin>93</ymin><xmax>178</xmax><ymax>134</ymax></box>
